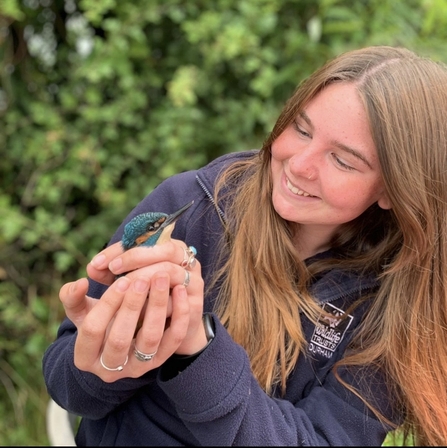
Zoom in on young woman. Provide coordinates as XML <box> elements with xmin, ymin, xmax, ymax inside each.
<box><xmin>43</xmin><ymin>46</ymin><xmax>447</xmax><ymax>446</ymax></box>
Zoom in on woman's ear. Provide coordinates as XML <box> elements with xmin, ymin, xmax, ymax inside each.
<box><xmin>378</xmin><ymin>194</ymin><xmax>392</xmax><ymax>210</ymax></box>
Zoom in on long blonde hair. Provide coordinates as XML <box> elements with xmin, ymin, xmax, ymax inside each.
<box><xmin>212</xmin><ymin>46</ymin><xmax>447</xmax><ymax>446</ymax></box>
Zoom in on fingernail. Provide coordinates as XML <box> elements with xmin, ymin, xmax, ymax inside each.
<box><xmin>91</xmin><ymin>254</ymin><xmax>106</xmax><ymax>268</ymax></box>
<box><xmin>154</xmin><ymin>275</ymin><xmax>169</xmax><ymax>290</ymax></box>
<box><xmin>134</xmin><ymin>278</ymin><xmax>149</xmax><ymax>292</ymax></box>
<box><xmin>115</xmin><ymin>277</ymin><xmax>130</xmax><ymax>292</ymax></box>
<box><xmin>69</xmin><ymin>280</ymin><xmax>79</xmax><ymax>294</ymax></box>
<box><xmin>109</xmin><ymin>258</ymin><xmax>122</xmax><ymax>273</ymax></box>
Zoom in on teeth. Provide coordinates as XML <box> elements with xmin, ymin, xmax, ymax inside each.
<box><xmin>286</xmin><ymin>178</ymin><xmax>311</xmax><ymax>197</ymax></box>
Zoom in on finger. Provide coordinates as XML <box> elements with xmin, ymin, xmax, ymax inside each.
<box><xmin>86</xmin><ymin>241</ymin><xmax>124</xmax><ymax>285</ymax></box>
<box><xmin>171</xmin><ymin>282</ymin><xmax>206</xmax><ymax>355</ymax></box>
<box><xmin>120</xmin><ymin>259</ymin><xmax>201</xmax><ymax>293</ymax></box>
<box><xmin>150</xmin><ymin>284</ymin><xmax>190</xmax><ymax>361</ymax></box>
<box><xmin>74</xmin><ymin>276</ymin><xmax>131</xmax><ymax>371</ymax></box>
<box><xmin>133</xmin><ymin>273</ymin><xmax>171</xmax><ymax>362</ymax></box>
<box><xmin>108</xmin><ymin>240</ymin><xmax>186</xmax><ymax>277</ymax></box>
<box><xmin>100</xmin><ymin>276</ymin><xmax>151</xmax><ymax>371</ymax></box>
<box><xmin>59</xmin><ymin>278</ymin><xmax>93</xmax><ymax>327</ymax></box>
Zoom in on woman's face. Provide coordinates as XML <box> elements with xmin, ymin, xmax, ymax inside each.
<box><xmin>271</xmin><ymin>82</ymin><xmax>391</xmax><ymax>246</ymax></box>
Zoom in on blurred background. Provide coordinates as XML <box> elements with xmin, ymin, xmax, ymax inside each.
<box><xmin>1</xmin><ymin>0</ymin><xmax>447</xmax><ymax>445</ymax></box>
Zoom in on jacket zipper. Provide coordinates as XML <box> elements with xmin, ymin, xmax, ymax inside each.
<box><xmin>196</xmin><ymin>174</ymin><xmax>226</xmax><ymax>221</ymax></box>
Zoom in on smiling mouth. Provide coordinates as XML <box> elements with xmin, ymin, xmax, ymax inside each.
<box><xmin>286</xmin><ymin>178</ymin><xmax>316</xmax><ymax>197</ymax></box>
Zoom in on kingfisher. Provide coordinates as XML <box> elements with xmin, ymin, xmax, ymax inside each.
<box><xmin>121</xmin><ymin>200</ymin><xmax>194</xmax><ymax>251</ymax></box>
<box><xmin>119</xmin><ymin>200</ymin><xmax>194</xmax><ymax>334</ymax></box>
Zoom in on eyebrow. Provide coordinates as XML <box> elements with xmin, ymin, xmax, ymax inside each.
<box><xmin>299</xmin><ymin>111</ymin><xmax>373</xmax><ymax>169</ymax></box>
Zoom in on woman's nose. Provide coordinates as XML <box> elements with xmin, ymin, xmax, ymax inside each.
<box><xmin>289</xmin><ymin>149</ymin><xmax>317</xmax><ymax>181</ymax></box>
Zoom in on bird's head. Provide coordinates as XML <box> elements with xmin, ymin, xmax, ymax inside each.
<box><xmin>121</xmin><ymin>201</ymin><xmax>194</xmax><ymax>250</ymax></box>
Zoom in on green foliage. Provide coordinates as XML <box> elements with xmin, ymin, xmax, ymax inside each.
<box><xmin>1</xmin><ymin>0</ymin><xmax>444</xmax><ymax>444</ymax></box>
<box><xmin>383</xmin><ymin>428</ymin><xmax>415</xmax><ymax>446</ymax></box>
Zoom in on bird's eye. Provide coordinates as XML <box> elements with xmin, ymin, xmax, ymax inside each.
<box><xmin>148</xmin><ymin>217</ymin><xmax>165</xmax><ymax>232</ymax></box>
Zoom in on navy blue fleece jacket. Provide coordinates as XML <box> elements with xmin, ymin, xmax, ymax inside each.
<box><xmin>42</xmin><ymin>150</ymin><xmax>398</xmax><ymax>446</ymax></box>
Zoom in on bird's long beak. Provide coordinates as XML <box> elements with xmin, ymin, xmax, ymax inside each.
<box><xmin>156</xmin><ymin>200</ymin><xmax>194</xmax><ymax>244</ymax></box>
<box><xmin>162</xmin><ymin>200</ymin><xmax>194</xmax><ymax>229</ymax></box>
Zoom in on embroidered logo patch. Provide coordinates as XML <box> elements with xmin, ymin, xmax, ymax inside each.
<box><xmin>308</xmin><ymin>302</ymin><xmax>353</xmax><ymax>359</ymax></box>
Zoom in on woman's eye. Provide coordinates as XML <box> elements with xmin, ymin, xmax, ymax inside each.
<box><xmin>331</xmin><ymin>153</ymin><xmax>355</xmax><ymax>171</ymax></box>
<box><xmin>292</xmin><ymin>121</ymin><xmax>310</xmax><ymax>138</ymax></box>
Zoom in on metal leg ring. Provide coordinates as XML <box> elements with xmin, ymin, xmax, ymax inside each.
<box><xmin>100</xmin><ymin>353</ymin><xmax>128</xmax><ymax>371</ymax></box>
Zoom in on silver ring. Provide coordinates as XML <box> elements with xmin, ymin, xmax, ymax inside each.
<box><xmin>134</xmin><ymin>346</ymin><xmax>157</xmax><ymax>362</ymax></box>
<box><xmin>180</xmin><ymin>246</ymin><xmax>197</xmax><ymax>270</ymax></box>
<box><xmin>100</xmin><ymin>353</ymin><xmax>128</xmax><ymax>371</ymax></box>
<box><xmin>182</xmin><ymin>269</ymin><xmax>190</xmax><ymax>287</ymax></box>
